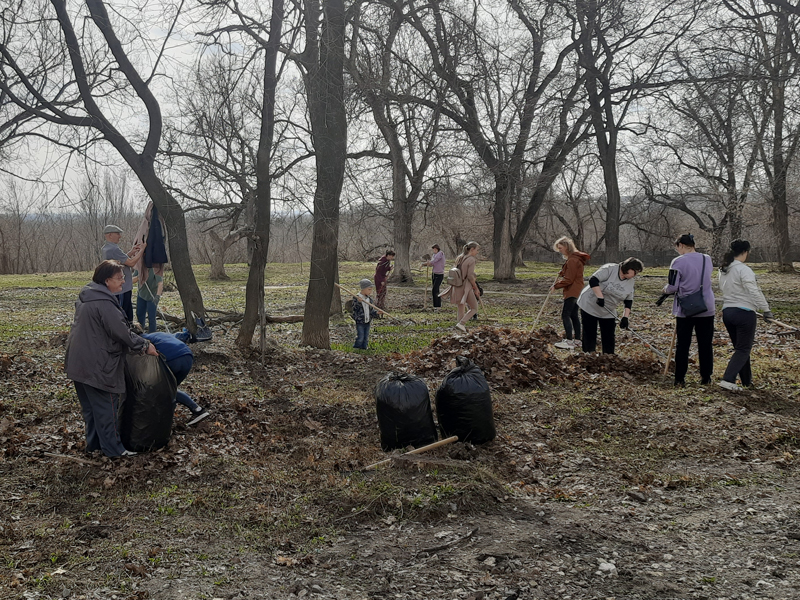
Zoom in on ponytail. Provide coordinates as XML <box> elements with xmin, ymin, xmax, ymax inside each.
<box><xmin>456</xmin><ymin>241</ymin><xmax>479</xmax><ymax>267</ymax></box>
<box><xmin>720</xmin><ymin>239</ymin><xmax>751</xmax><ymax>273</ymax></box>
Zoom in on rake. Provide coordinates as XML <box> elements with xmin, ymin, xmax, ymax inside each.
<box><xmin>757</xmin><ymin>313</ymin><xmax>800</xmax><ymax>339</ymax></box>
<box><xmin>603</xmin><ymin>305</ymin><xmax>668</xmax><ymax>361</ymax></box>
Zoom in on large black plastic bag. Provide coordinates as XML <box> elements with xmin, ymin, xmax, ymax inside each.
<box><xmin>121</xmin><ymin>353</ymin><xmax>177</xmax><ymax>452</ymax></box>
<box><xmin>375</xmin><ymin>372</ymin><xmax>438</xmax><ymax>451</ymax></box>
<box><xmin>435</xmin><ymin>356</ymin><xmax>495</xmax><ymax>444</ymax></box>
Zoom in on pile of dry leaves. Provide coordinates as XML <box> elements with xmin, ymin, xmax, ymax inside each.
<box><xmin>389</xmin><ymin>326</ymin><xmax>663</xmax><ymax>391</ymax></box>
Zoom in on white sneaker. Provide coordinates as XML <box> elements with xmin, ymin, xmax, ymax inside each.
<box><xmin>718</xmin><ymin>380</ymin><xmax>743</xmax><ymax>392</ymax></box>
<box><xmin>455</xmin><ymin>323</ymin><xmax>467</xmax><ymax>333</ymax></box>
<box><xmin>554</xmin><ymin>339</ymin><xmax>575</xmax><ymax>350</ymax></box>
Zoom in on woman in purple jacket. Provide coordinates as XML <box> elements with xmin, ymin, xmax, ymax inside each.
<box><xmin>663</xmin><ymin>234</ymin><xmax>716</xmax><ymax>386</ymax></box>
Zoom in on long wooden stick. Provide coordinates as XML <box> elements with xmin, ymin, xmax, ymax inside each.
<box><xmin>756</xmin><ymin>312</ymin><xmax>800</xmax><ymax>333</ymax></box>
<box><xmin>334</xmin><ymin>282</ymin><xmax>392</xmax><ymax>318</ymax></box>
<box><xmin>43</xmin><ymin>452</ymin><xmax>102</xmax><ymax>466</ymax></box>
<box><xmin>530</xmin><ymin>274</ymin><xmax>560</xmax><ymax>332</ymax></box>
<box><xmin>663</xmin><ymin>322</ymin><xmax>677</xmax><ymax>375</ymax></box>
<box><xmin>364</xmin><ymin>436</ymin><xmax>459</xmax><ymax>471</ymax></box>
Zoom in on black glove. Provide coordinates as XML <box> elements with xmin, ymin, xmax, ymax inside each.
<box><xmin>655</xmin><ymin>293</ymin><xmax>670</xmax><ymax>307</ymax></box>
<box><xmin>596</xmin><ymin>297</ymin><xmax>605</xmax><ymax>308</ymax></box>
<box><xmin>763</xmin><ymin>311</ymin><xmax>774</xmax><ymax>322</ymax></box>
<box><xmin>620</xmin><ymin>317</ymin><xmax>629</xmax><ymax>330</ymax></box>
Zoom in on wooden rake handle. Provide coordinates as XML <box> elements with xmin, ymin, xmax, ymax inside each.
<box><xmin>364</xmin><ymin>436</ymin><xmax>459</xmax><ymax>471</ymax></box>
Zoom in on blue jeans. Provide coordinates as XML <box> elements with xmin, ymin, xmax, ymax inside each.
<box><xmin>164</xmin><ymin>354</ymin><xmax>200</xmax><ymax>412</ymax></box>
<box><xmin>354</xmin><ymin>321</ymin><xmax>371</xmax><ymax>349</ymax></box>
<box><xmin>74</xmin><ymin>381</ymin><xmax>127</xmax><ymax>457</ymax></box>
<box><xmin>136</xmin><ymin>298</ymin><xmax>158</xmax><ymax>332</ymax></box>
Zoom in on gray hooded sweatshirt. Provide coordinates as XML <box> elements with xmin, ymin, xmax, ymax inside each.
<box><xmin>65</xmin><ymin>282</ymin><xmax>147</xmax><ymax>393</ymax></box>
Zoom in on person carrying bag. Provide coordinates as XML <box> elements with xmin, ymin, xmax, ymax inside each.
<box><xmin>663</xmin><ymin>234</ymin><xmax>716</xmax><ymax>387</ymax></box>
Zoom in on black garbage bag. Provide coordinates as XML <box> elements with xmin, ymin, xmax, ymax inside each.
<box><xmin>435</xmin><ymin>356</ymin><xmax>495</xmax><ymax>444</ymax></box>
<box><xmin>121</xmin><ymin>353</ymin><xmax>177</xmax><ymax>452</ymax></box>
<box><xmin>375</xmin><ymin>372</ymin><xmax>438</xmax><ymax>451</ymax></box>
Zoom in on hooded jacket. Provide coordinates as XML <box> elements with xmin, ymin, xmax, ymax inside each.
<box><xmin>554</xmin><ymin>251</ymin><xmax>591</xmax><ymax>298</ymax></box>
<box><xmin>65</xmin><ymin>282</ymin><xmax>148</xmax><ymax>393</ymax></box>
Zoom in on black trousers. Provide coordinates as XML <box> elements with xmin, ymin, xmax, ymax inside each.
<box><xmin>581</xmin><ymin>310</ymin><xmax>617</xmax><ymax>354</ymax></box>
<box><xmin>431</xmin><ymin>273</ymin><xmax>444</xmax><ymax>307</ymax></box>
<box><xmin>674</xmin><ymin>316</ymin><xmax>715</xmax><ymax>384</ymax></box>
<box><xmin>116</xmin><ymin>290</ymin><xmax>133</xmax><ymax>323</ymax></box>
<box><xmin>722</xmin><ymin>308</ymin><xmax>756</xmax><ymax>386</ymax></box>
<box><xmin>562</xmin><ymin>297</ymin><xmax>580</xmax><ymax>340</ymax></box>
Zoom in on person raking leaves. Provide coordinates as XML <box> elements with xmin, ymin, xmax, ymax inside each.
<box><xmin>350</xmin><ymin>279</ymin><xmax>382</xmax><ymax>350</ymax></box>
<box><xmin>577</xmin><ymin>257</ymin><xmax>644</xmax><ymax>354</ymax></box>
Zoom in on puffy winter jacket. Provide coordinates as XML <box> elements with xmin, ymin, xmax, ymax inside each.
<box><xmin>65</xmin><ymin>282</ymin><xmax>148</xmax><ymax>393</ymax></box>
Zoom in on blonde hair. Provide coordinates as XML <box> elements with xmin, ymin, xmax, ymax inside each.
<box><xmin>456</xmin><ymin>241</ymin><xmax>479</xmax><ymax>267</ymax></box>
<box><xmin>553</xmin><ymin>236</ymin><xmax>577</xmax><ymax>254</ymax></box>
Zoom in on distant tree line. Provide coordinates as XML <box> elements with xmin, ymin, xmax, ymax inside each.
<box><xmin>1</xmin><ymin>0</ymin><xmax>799</xmax><ymax>348</ymax></box>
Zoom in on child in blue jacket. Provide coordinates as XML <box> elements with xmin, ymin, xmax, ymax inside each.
<box><xmin>351</xmin><ymin>279</ymin><xmax>379</xmax><ymax>350</ymax></box>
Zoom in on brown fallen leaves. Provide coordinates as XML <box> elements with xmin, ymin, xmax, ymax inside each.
<box><xmin>389</xmin><ymin>326</ymin><xmax>662</xmax><ymax>392</ymax></box>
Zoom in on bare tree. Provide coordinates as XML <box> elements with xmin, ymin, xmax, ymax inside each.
<box><xmin>724</xmin><ymin>0</ymin><xmax>800</xmax><ymax>270</ymax></box>
<box><xmin>296</xmin><ymin>0</ymin><xmax>347</xmax><ymax>349</ymax></box>
<box><xmin>397</xmin><ymin>0</ymin><xmax>593</xmax><ymax>281</ymax></box>
<box><xmin>347</xmin><ymin>1</ymin><xmax>446</xmax><ymax>284</ymax></box>
<box><xmin>0</xmin><ymin>0</ymin><xmax>206</xmax><ymax>327</ymax></box>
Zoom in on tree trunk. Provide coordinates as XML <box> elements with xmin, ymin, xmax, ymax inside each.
<box><xmin>137</xmin><ymin>169</ymin><xmax>206</xmax><ymax>331</ymax></box>
<box><xmin>390</xmin><ymin>188</ymin><xmax>415</xmax><ymax>284</ymax></box>
<box><xmin>492</xmin><ymin>175</ymin><xmax>516</xmax><ymax>281</ymax></box>
<box><xmin>770</xmin><ymin>65</ymin><xmax>794</xmax><ymax>272</ymax></box>
<box><xmin>236</xmin><ymin>0</ymin><xmax>283</xmax><ymax>348</ymax></box>
<box><xmin>600</xmin><ymin>153</ymin><xmax>621</xmax><ymax>263</ymax></box>
<box><xmin>301</xmin><ymin>0</ymin><xmax>347</xmax><ymax>349</ymax></box>
<box><xmin>208</xmin><ymin>230</ymin><xmax>230</xmax><ymax>280</ymax></box>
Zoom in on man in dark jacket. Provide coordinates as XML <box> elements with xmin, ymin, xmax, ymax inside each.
<box><xmin>66</xmin><ymin>260</ymin><xmax>157</xmax><ymax>457</ymax></box>
<box><xmin>141</xmin><ymin>332</ymin><xmax>210</xmax><ymax>425</ymax></box>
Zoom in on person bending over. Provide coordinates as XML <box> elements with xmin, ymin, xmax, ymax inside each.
<box><xmin>577</xmin><ymin>257</ymin><xmax>643</xmax><ymax>354</ymax></box>
<box><xmin>141</xmin><ymin>332</ymin><xmax>211</xmax><ymax>425</ymax></box>
<box><xmin>65</xmin><ymin>260</ymin><xmax>158</xmax><ymax>457</ymax></box>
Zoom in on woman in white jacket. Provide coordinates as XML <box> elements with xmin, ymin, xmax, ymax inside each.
<box><xmin>718</xmin><ymin>240</ymin><xmax>773</xmax><ymax>391</ymax></box>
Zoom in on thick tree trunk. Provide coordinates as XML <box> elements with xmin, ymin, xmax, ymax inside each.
<box><xmin>236</xmin><ymin>0</ymin><xmax>283</xmax><ymax>348</ymax></box>
<box><xmin>390</xmin><ymin>191</ymin><xmax>415</xmax><ymax>284</ymax></box>
<box><xmin>771</xmin><ymin>83</ymin><xmax>794</xmax><ymax>271</ymax></box>
<box><xmin>601</xmin><ymin>154</ymin><xmax>621</xmax><ymax>263</ymax></box>
<box><xmin>301</xmin><ymin>0</ymin><xmax>347</xmax><ymax>349</ymax></box>
<box><xmin>492</xmin><ymin>176</ymin><xmax>516</xmax><ymax>281</ymax></box>
<box><xmin>208</xmin><ymin>230</ymin><xmax>230</xmax><ymax>280</ymax></box>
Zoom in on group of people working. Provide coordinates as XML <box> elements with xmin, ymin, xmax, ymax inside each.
<box><xmin>65</xmin><ymin>223</ymin><xmax>210</xmax><ymax>458</ymax></box>
<box><xmin>548</xmin><ymin>233</ymin><xmax>773</xmax><ymax>392</ymax></box>
<box><xmin>357</xmin><ymin>234</ymin><xmax>774</xmax><ymax>395</ymax></box>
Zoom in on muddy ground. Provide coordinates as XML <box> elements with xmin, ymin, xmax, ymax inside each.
<box><xmin>1</xmin><ymin>266</ymin><xmax>800</xmax><ymax>600</ymax></box>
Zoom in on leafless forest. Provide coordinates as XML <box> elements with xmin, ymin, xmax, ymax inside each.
<box><xmin>2</xmin><ymin>0</ymin><xmax>800</xmax><ymax>347</ymax></box>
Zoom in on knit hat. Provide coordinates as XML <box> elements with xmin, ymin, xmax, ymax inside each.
<box><xmin>103</xmin><ymin>224</ymin><xmax>123</xmax><ymax>234</ymax></box>
<box><xmin>359</xmin><ymin>278</ymin><xmax>373</xmax><ymax>290</ymax></box>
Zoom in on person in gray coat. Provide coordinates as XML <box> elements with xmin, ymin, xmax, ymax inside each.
<box><xmin>65</xmin><ymin>260</ymin><xmax>158</xmax><ymax>457</ymax></box>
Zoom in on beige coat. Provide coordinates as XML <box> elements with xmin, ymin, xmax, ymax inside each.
<box><xmin>448</xmin><ymin>255</ymin><xmax>478</xmax><ymax>305</ymax></box>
